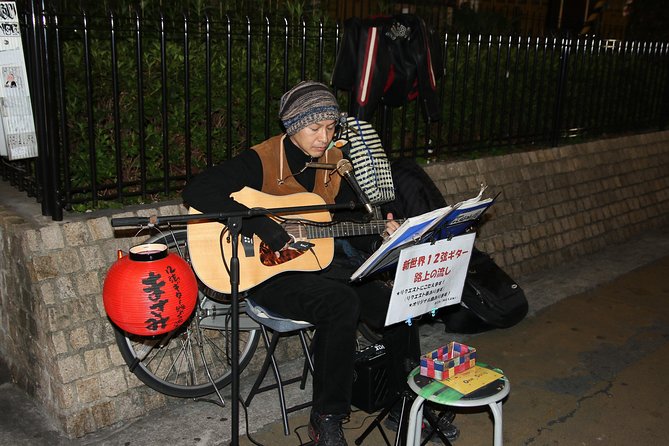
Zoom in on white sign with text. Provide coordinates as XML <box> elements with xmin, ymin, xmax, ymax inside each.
<box><xmin>384</xmin><ymin>232</ymin><xmax>476</xmax><ymax>326</ymax></box>
<box><xmin>0</xmin><ymin>1</ymin><xmax>38</xmax><ymax>160</ymax></box>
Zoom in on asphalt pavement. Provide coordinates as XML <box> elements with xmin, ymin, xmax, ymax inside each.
<box><xmin>2</xmin><ymin>225</ymin><xmax>669</xmax><ymax>446</ymax></box>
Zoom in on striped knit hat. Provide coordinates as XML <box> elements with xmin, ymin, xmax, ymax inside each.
<box><xmin>279</xmin><ymin>81</ymin><xmax>340</xmax><ymax>135</ymax></box>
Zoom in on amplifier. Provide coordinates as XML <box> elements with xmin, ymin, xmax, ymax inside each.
<box><xmin>351</xmin><ymin>342</ymin><xmax>393</xmax><ymax>413</ymax></box>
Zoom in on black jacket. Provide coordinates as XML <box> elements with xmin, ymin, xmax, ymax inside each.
<box><xmin>332</xmin><ymin>14</ymin><xmax>444</xmax><ymax>121</ymax></box>
<box><xmin>182</xmin><ymin>137</ymin><xmax>380</xmax><ymax>254</ymax></box>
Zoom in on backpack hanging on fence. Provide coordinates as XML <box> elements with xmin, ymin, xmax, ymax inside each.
<box><xmin>339</xmin><ymin>116</ymin><xmax>395</xmax><ymax>206</ymax></box>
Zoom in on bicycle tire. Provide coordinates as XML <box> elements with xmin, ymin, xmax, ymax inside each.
<box><xmin>113</xmin><ymin>229</ymin><xmax>261</xmax><ymax>398</ymax></box>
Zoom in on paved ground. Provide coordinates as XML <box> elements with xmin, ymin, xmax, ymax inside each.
<box><xmin>1</xmin><ymin>226</ymin><xmax>668</xmax><ymax>445</ymax></box>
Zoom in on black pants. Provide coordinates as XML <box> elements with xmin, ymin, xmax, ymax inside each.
<box><xmin>249</xmin><ymin>264</ymin><xmax>420</xmax><ymax>415</ymax></box>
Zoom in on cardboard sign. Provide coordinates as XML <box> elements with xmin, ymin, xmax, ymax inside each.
<box><xmin>439</xmin><ymin>365</ymin><xmax>504</xmax><ymax>395</ymax></box>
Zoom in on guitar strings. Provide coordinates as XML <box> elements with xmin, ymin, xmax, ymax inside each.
<box><xmin>212</xmin><ymin>212</ymin><xmax>386</xmax><ymax>292</ymax></box>
<box><xmin>250</xmin><ymin>208</ymin><xmax>338</xmax><ymax>228</ymax></box>
<box><xmin>216</xmin><ymin>215</ymin><xmax>328</xmax><ymax>286</ymax></box>
<box><xmin>255</xmin><ymin>207</ymin><xmax>388</xmax><ymax>229</ymax></box>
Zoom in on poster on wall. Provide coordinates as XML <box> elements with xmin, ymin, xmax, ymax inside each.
<box><xmin>0</xmin><ymin>1</ymin><xmax>38</xmax><ymax>160</ymax></box>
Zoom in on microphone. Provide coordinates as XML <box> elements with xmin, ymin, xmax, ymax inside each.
<box><xmin>336</xmin><ymin>159</ymin><xmax>374</xmax><ymax>214</ymax></box>
<box><xmin>305</xmin><ymin>161</ymin><xmax>339</xmax><ymax>170</ymax></box>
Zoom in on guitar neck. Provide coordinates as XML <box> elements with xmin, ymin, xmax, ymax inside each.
<box><xmin>189</xmin><ymin>186</ymin><xmax>420</xmax><ymax>293</ymax></box>
<box><xmin>284</xmin><ymin>218</ymin><xmax>406</xmax><ymax>240</ymax></box>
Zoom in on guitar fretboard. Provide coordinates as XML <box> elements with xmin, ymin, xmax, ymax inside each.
<box><xmin>283</xmin><ymin>219</ymin><xmax>406</xmax><ymax>240</ymax></box>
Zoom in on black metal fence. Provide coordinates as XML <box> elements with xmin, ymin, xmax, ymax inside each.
<box><xmin>3</xmin><ymin>4</ymin><xmax>668</xmax><ymax>220</ymax></box>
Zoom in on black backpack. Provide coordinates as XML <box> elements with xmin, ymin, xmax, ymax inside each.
<box><xmin>384</xmin><ymin>157</ymin><xmax>447</xmax><ymax>219</ymax></box>
<box><xmin>388</xmin><ymin>158</ymin><xmax>528</xmax><ymax>333</ymax></box>
<box><xmin>439</xmin><ymin>248</ymin><xmax>528</xmax><ymax>333</ymax></box>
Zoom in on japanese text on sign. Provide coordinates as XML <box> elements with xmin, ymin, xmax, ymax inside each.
<box><xmin>384</xmin><ymin>233</ymin><xmax>476</xmax><ymax>327</ymax></box>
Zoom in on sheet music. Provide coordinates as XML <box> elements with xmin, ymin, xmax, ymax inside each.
<box><xmin>350</xmin><ymin>186</ymin><xmax>495</xmax><ymax>282</ymax></box>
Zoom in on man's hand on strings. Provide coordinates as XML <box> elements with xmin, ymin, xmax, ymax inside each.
<box><xmin>275</xmin><ymin>234</ymin><xmax>296</xmax><ymax>258</ymax></box>
<box><xmin>274</xmin><ymin>233</ymin><xmax>315</xmax><ymax>258</ymax></box>
<box><xmin>381</xmin><ymin>213</ymin><xmax>400</xmax><ymax>241</ymax></box>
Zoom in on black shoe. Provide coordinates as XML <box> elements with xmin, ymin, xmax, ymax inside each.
<box><xmin>384</xmin><ymin>403</ymin><xmax>458</xmax><ymax>442</ymax></box>
<box><xmin>308</xmin><ymin>411</ymin><xmax>348</xmax><ymax>446</ymax></box>
<box><xmin>423</xmin><ymin>407</ymin><xmax>460</xmax><ymax>443</ymax></box>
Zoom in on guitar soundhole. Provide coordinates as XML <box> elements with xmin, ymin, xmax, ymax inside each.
<box><xmin>259</xmin><ymin>241</ymin><xmax>305</xmax><ymax>266</ymax></box>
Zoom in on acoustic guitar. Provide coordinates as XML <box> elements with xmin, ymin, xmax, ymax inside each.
<box><xmin>187</xmin><ymin>187</ymin><xmax>392</xmax><ymax>294</ymax></box>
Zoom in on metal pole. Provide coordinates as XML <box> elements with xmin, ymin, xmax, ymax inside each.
<box><xmin>551</xmin><ymin>36</ymin><xmax>571</xmax><ymax>147</ymax></box>
<box><xmin>29</xmin><ymin>0</ymin><xmax>61</xmax><ymax>219</ymax></box>
<box><xmin>229</xmin><ymin>217</ymin><xmax>241</xmax><ymax>446</ymax></box>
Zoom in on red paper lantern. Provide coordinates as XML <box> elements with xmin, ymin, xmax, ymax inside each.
<box><xmin>103</xmin><ymin>243</ymin><xmax>198</xmax><ymax>336</ymax></box>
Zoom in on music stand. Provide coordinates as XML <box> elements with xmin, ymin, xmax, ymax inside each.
<box><xmin>351</xmin><ymin>190</ymin><xmax>496</xmax><ymax>282</ymax></box>
<box><xmin>353</xmin><ymin>233</ymin><xmax>477</xmax><ymax>446</ymax></box>
<box><xmin>352</xmin><ymin>192</ymin><xmax>495</xmax><ymax>445</ymax></box>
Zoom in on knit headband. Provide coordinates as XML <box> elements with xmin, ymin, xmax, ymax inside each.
<box><xmin>279</xmin><ymin>81</ymin><xmax>340</xmax><ymax>135</ymax></box>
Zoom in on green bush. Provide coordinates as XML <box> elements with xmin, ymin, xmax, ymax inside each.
<box><xmin>37</xmin><ymin>2</ymin><xmax>669</xmax><ymax>211</ymax></box>
<box><xmin>56</xmin><ymin>7</ymin><xmax>340</xmax><ymax>209</ymax></box>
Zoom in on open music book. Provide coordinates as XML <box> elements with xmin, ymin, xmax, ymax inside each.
<box><xmin>350</xmin><ymin>186</ymin><xmax>496</xmax><ymax>282</ymax></box>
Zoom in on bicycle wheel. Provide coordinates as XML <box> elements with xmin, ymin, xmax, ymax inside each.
<box><xmin>113</xmin><ymin>229</ymin><xmax>261</xmax><ymax>398</ymax></box>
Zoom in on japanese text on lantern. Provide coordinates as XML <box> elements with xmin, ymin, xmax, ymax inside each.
<box><xmin>142</xmin><ymin>271</ymin><xmax>170</xmax><ymax>332</ymax></box>
<box><xmin>140</xmin><ymin>265</ymin><xmax>189</xmax><ymax>332</ymax></box>
<box><xmin>166</xmin><ymin>265</ymin><xmax>188</xmax><ymax>327</ymax></box>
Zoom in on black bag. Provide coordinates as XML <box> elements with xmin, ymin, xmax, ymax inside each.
<box><xmin>387</xmin><ymin>158</ymin><xmax>528</xmax><ymax>332</ymax></box>
<box><xmin>441</xmin><ymin>249</ymin><xmax>528</xmax><ymax>332</ymax></box>
<box><xmin>385</xmin><ymin>157</ymin><xmax>447</xmax><ymax>219</ymax></box>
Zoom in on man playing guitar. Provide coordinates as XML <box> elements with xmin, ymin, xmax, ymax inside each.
<box><xmin>182</xmin><ymin>81</ymin><xmax>455</xmax><ymax>445</ymax></box>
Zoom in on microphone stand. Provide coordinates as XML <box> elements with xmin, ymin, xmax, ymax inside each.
<box><xmin>111</xmin><ymin>200</ymin><xmax>360</xmax><ymax>445</ymax></box>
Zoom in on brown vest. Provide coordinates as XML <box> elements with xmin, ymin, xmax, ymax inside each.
<box><xmin>251</xmin><ymin>134</ymin><xmax>343</xmax><ymax>204</ymax></box>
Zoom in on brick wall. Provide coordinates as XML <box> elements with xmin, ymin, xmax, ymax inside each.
<box><xmin>423</xmin><ymin>131</ymin><xmax>669</xmax><ymax>279</ymax></box>
<box><xmin>0</xmin><ymin>131</ymin><xmax>667</xmax><ymax>438</ymax></box>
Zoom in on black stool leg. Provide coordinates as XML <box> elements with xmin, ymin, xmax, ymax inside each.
<box><xmin>267</xmin><ymin>338</ymin><xmax>291</xmax><ymax>436</ymax></box>
<box><xmin>420</xmin><ymin>407</ymin><xmax>454</xmax><ymax>446</ymax></box>
<box><xmin>245</xmin><ymin>325</ymin><xmax>316</xmax><ymax>437</ymax></box>
<box><xmin>244</xmin><ymin>325</ymin><xmax>276</xmax><ymax>407</ymax></box>
<box><xmin>298</xmin><ymin>330</ymin><xmax>314</xmax><ymax>389</ymax></box>
<box><xmin>354</xmin><ymin>391</ymin><xmax>413</xmax><ymax>446</ymax></box>
<box><xmin>244</xmin><ymin>326</ymin><xmax>292</xmax><ymax>435</ymax></box>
